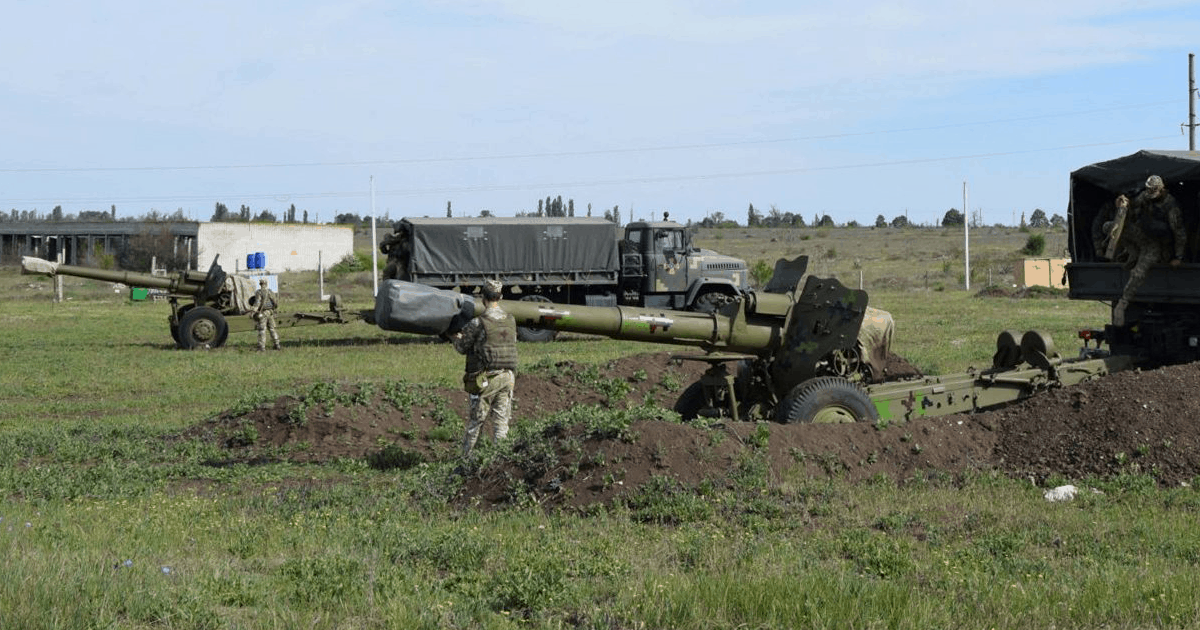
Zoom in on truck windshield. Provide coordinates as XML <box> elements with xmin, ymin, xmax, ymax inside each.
<box><xmin>655</xmin><ymin>230</ymin><xmax>683</xmax><ymax>250</ymax></box>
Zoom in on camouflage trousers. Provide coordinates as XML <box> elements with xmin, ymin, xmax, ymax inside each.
<box><xmin>463</xmin><ymin>369</ymin><xmax>514</xmax><ymax>458</ymax></box>
<box><xmin>1119</xmin><ymin>237</ymin><xmax>1163</xmax><ymax>303</ymax></box>
<box><xmin>255</xmin><ymin>311</ymin><xmax>281</xmax><ymax>350</ymax></box>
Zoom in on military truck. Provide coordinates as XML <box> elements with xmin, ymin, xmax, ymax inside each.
<box><xmin>1064</xmin><ymin>149</ymin><xmax>1200</xmax><ymax>364</ymax></box>
<box><xmin>378</xmin><ymin>216</ymin><xmax>750</xmax><ymax>341</ymax></box>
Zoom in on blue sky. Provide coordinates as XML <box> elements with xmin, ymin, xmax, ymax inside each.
<box><xmin>3</xmin><ymin>0</ymin><xmax>1199</xmax><ymax>227</ymax></box>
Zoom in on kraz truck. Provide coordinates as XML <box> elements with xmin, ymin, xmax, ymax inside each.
<box><xmin>1065</xmin><ymin>149</ymin><xmax>1200</xmax><ymax>365</ymax></box>
<box><xmin>378</xmin><ymin>216</ymin><xmax>750</xmax><ymax>341</ymax></box>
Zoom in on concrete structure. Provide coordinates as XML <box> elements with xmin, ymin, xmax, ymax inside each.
<box><xmin>0</xmin><ymin>221</ymin><xmax>353</xmax><ymax>272</ymax></box>
<box><xmin>194</xmin><ymin>223</ymin><xmax>353</xmax><ymax>272</ymax></box>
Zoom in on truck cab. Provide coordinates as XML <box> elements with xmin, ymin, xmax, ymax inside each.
<box><xmin>619</xmin><ymin>219</ymin><xmax>749</xmax><ymax>310</ymax></box>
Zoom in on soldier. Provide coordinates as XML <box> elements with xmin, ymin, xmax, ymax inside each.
<box><xmin>251</xmin><ymin>278</ymin><xmax>281</xmax><ymax>350</ymax></box>
<box><xmin>379</xmin><ymin>224</ymin><xmax>410</xmax><ymax>281</ymax></box>
<box><xmin>452</xmin><ymin>279</ymin><xmax>517</xmax><ymax>458</ymax></box>
<box><xmin>1103</xmin><ymin>175</ymin><xmax>1186</xmax><ymax>326</ymax></box>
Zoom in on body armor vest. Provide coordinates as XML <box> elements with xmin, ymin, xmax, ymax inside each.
<box><xmin>479</xmin><ymin>313</ymin><xmax>518</xmax><ymax>371</ymax></box>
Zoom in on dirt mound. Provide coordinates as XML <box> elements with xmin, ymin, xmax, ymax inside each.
<box><xmin>187</xmin><ymin>352</ymin><xmax>1200</xmax><ymax>510</ymax></box>
<box><xmin>974</xmin><ymin>285</ymin><xmax>1069</xmax><ymax>299</ymax></box>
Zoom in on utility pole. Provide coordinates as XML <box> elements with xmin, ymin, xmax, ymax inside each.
<box><xmin>1190</xmin><ymin>53</ymin><xmax>1197</xmax><ymax>151</ymax></box>
<box><xmin>370</xmin><ymin>176</ymin><xmax>378</xmax><ymax>297</ymax></box>
<box><xmin>963</xmin><ymin>182</ymin><xmax>970</xmax><ymax>291</ymax></box>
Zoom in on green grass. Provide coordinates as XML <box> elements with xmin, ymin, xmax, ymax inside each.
<box><xmin>2</xmin><ymin>230</ymin><xmax>1197</xmax><ymax>629</ymax></box>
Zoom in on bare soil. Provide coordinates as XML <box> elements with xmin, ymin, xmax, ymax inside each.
<box><xmin>190</xmin><ymin>351</ymin><xmax>1200</xmax><ymax>510</ymax></box>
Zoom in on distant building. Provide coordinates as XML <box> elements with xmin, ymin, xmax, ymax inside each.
<box><xmin>0</xmin><ymin>221</ymin><xmax>354</xmax><ymax>272</ymax></box>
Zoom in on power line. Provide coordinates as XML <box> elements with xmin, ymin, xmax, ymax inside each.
<box><xmin>4</xmin><ymin>134</ymin><xmax>1177</xmax><ymax>207</ymax></box>
<box><xmin>0</xmin><ymin>100</ymin><xmax>1177</xmax><ymax>174</ymax></box>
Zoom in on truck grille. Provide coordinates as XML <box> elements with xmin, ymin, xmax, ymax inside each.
<box><xmin>705</xmin><ymin>262</ymin><xmax>746</xmax><ymax>271</ymax></box>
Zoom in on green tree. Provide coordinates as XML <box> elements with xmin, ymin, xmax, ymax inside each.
<box><xmin>891</xmin><ymin>215</ymin><xmax>909</xmax><ymax>228</ymax></box>
<box><xmin>1029</xmin><ymin>209</ymin><xmax>1050</xmax><ymax>228</ymax></box>
<box><xmin>941</xmin><ymin>209</ymin><xmax>964</xmax><ymax>227</ymax></box>
<box><xmin>211</xmin><ymin>202</ymin><xmax>230</xmax><ymax>222</ymax></box>
<box><xmin>875</xmin><ymin>214</ymin><xmax>887</xmax><ymax>228</ymax></box>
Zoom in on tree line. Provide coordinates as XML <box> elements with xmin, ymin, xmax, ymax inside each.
<box><xmin>3</xmin><ymin>197</ymin><xmax>1067</xmax><ymax>229</ymax></box>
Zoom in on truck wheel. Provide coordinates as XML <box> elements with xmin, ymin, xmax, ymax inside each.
<box><xmin>775</xmin><ymin>377</ymin><xmax>878</xmax><ymax>424</ymax></box>
<box><xmin>692</xmin><ymin>291</ymin><xmax>729</xmax><ymax>314</ymax></box>
<box><xmin>516</xmin><ymin>295</ymin><xmax>558</xmax><ymax>343</ymax></box>
<box><xmin>673</xmin><ymin>382</ymin><xmax>706</xmax><ymax>421</ymax></box>
<box><xmin>178</xmin><ymin>306</ymin><xmax>229</xmax><ymax>350</ymax></box>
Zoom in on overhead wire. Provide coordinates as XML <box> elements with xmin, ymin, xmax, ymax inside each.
<box><xmin>0</xmin><ymin>99</ymin><xmax>1178</xmax><ymax>174</ymax></box>
<box><xmin>3</xmin><ymin>134</ymin><xmax>1179</xmax><ymax>206</ymax></box>
<box><xmin>0</xmin><ymin>99</ymin><xmax>1184</xmax><ymax>207</ymax></box>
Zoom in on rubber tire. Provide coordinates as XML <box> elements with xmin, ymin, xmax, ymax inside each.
<box><xmin>177</xmin><ymin>306</ymin><xmax>229</xmax><ymax>350</ymax></box>
<box><xmin>775</xmin><ymin>376</ymin><xmax>878</xmax><ymax>424</ymax></box>
<box><xmin>673</xmin><ymin>381</ymin><xmax>707</xmax><ymax>421</ymax></box>
<box><xmin>170</xmin><ymin>304</ymin><xmax>194</xmax><ymax>345</ymax></box>
<box><xmin>515</xmin><ymin>294</ymin><xmax>558</xmax><ymax>343</ymax></box>
<box><xmin>691</xmin><ymin>291</ymin><xmax>727</xmax><ymax>314</ymax></box>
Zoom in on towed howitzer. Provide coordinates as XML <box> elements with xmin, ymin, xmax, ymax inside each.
<box><xmin>375</xmin><ymin>256</ymin><xmax>1135</xmax><ymax>423</ymax></box>
<box><xmin>22</xmin><ymin>255</ymin><xmax>357</xmax><ymax>349</ymax></box>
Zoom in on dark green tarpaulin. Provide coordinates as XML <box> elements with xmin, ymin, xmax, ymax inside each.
<box><xmin>1069</xmin><ymin>150</ymin><xmax>1200</xmax><ymax>262</ymax></box>
<box><xmin>400</xmin><ymin>217</ymin><xmax>619</xmax><ymax>285</ymax></box>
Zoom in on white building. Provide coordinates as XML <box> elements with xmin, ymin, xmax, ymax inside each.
<box><xmin>1</xmin><ymin>221</ymin><xmax>354</xmax><ymax>273</ymax></box>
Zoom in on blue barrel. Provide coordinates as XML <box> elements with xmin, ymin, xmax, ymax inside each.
<box><xmin>255</xmin><ymin>252</ymin><xmax>266</xmax><ymax>269</ymax></box>
<box><xmin>246</xmin><ymin>253</ymin><xmax>256</xmax><ymax>269</ymax></box>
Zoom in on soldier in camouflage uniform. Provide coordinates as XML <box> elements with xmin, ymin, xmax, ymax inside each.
<box><xmin>251</xmin><ymin>278</ymin><xmax>282</xmax><ymax>351</ymax></box>
<box><xmin>452</xmin><ymin>279</ymin><xmax>517</xmax><ymax>458</ymax></box>
<box><xmin>1102</xmin><ymin>175</ymin><xmax>1185</xmax><ymax>326</ymax></box>
<box><xmin>379</xmin><ymin>223</ymin><xmax>410</xmax><ymax>281</ymax></box>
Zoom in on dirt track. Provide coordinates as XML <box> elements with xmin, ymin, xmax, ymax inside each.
<box><xmin>193</xmin><ymin>351</ymin><xmax>1200</xmax><ymax>509</ymax></box>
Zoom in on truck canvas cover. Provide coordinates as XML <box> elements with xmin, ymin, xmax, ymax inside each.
<box><xmin>402</xmin><ymin>217</ymin><xmax>619</xmax><ymax>285</ymax></box>
<box><xmin>1067</xmin><ymin>149</ymin><xmax>1200</xmax><ymax>302</ymax></box>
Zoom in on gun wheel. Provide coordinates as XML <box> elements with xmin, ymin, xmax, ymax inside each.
<box><xmin>178</xmin><ymin>306</ymin><xmax>229</xmax><ymax>350</ymax></box>
<box><xmin>776</xmin><ymin>377</ymin><xmax>878</xmax><ymax>424</ymax></box>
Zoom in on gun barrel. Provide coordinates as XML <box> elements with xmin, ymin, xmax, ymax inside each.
<box><xmin>21</xmin><ymin>256</ymin><xmax>205</xmax><ymax>294</ymax></box>
<box><xmin>374</xmin><ymin>280</ymin><xmax>780</xmax><ymax>354</ymax></box>
<box><xmin>486</xmin><ymin>297</ymin><xmax>779</xmax><ymax>354</ymax></box>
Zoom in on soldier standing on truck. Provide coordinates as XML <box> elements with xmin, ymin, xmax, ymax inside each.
<box><xmin>380</xmin><ymin>224</ymin><xmax>410</xmax><ymax>281</ymax></box>
<box><xmin>1102</xmin><ymin>175</ymin><xmax>1185</xmax><ymax>326</ymax></box>
<box><xmin>250</xmin><ymin>278</ymin><xmax>282</xmax><ymax>351</ymax></box>
<box><xmin>452</xmin><ymin>279</ymin><xmax>518</xmax><ymax>458</ymax></box>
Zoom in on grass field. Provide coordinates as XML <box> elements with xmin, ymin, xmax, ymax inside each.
<box><xmin>3</xmin><ymin>225</ymin><xmax>1198</xmax><ymax>629</ymax></box>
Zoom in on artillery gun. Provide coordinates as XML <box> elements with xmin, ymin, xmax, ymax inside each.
<box><xmin>375</xmin><ymin>256</ymin><xmax>1133</xmax><ymax>423</ymax></box>
<box><xmin>21</xmin><ymin>256</ymin><xmax>357</xmax><ymax>349</ymax></box>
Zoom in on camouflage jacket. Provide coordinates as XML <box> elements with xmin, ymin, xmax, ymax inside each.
<box><xmin>252</xmin><ymin>288</ymin><xmax>278</xmax><ymax>313</ymax></box>
<box><xmin>454</xmin><ymin>305</ymin><xmax>518</xmax><ymax>373</ymax></box>
<box><xmin>1131</xmin><ymin>189</ymin><xmax>1186</xmax><ymax>260</ymax></box>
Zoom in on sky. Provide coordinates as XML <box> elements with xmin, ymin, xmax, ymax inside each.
<box><xmin>3</xmin><ymin>0</ymin><xmax>1200</xmax><ymax>228</ymax></box>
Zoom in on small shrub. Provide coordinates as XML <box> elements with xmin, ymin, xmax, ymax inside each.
<box><xmin>748</xmin><ymin>423</ymin><xmax>770</xmax><ymax>449</ymax></box>
<box><xmin>750</xmin><ymin>259</ymin><xmax>774</xmax><ymax>287</ymax></box>
<box><xmin>367</xmin><ymin>443</ymin><xmax>424</xmax><ymax>470</ymax></box>
<box><xmin>1021</xmin><ymin>233</ymin><xmax>1046</xmax><ymax>255</ymax></box>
